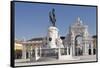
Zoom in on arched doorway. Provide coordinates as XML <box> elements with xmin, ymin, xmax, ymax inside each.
<box><xmin>75</xmin><ymin>35</ymin><xmax>83</xmax><ymax>56</ymax></box>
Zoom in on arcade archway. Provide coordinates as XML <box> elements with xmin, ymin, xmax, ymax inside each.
<box><xmin>75</xmin><ymin>35</ymin><xmax>83</xmax><ymax>56</ymax></box>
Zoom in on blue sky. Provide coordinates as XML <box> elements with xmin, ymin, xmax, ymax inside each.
<box><xmin>15</xmin><ymin>2</ymin><xmax>97</xmax><ymax>40</ymax></box>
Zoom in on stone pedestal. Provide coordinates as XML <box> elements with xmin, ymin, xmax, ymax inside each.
<box><xmin>47</xmin><ymin>26</ymin><xmax>59</xmax><ymax>48</ymax></box>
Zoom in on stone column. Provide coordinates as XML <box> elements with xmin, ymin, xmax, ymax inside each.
<box><xmin>71</xmin><ymin>40</ymin><xmax>75</xmax><ymax>56</ymax></box>
<box><xmin>83</xmin><ymin>28</ymin><xmax>89</xmax><ymax>56</ymax></box>
<box><xmin>22</xmin><ymin>44</ymin><xmax>26</xmax><ymax>59</ymax></box>
<box><xmin>67</xmin><ymin>47</ymin><xmax>69</xmax><ymax>55</ymax></box>
<box><xmin>91</xmin><ymin>41</ymin><xmax>94</xmax><ymax>55</ymax></box>
<box><xmin>58</xmin><ymin>48</ymin><xmax>61</xmax><ymax>59</ymax></box>
<box><xmin>30</xmin><ymin>45</ymin><xmax>33</xmax><ymax>61</ymax></box>
<box><xmin>39</xmin><ymin>46</ymin><xmax>41</xmax><ymax>57</ymax></box>
<box><xmin>27</xmin><ymin>46</ymin><xmax>30</xmax><ymax>59</ymax></box>
<box><xmin>35</xmin><ymin>47</ymin><xmax>39</xmax><ymax>61</ymax></box>
<box><xmin>83</xmin><ymin>40</ymin><xmax>88</xmax><ymax>56</ymax></box>
<box><xmin>28</xmin><ymin>51</ymin><xmax>30</xmax><ymax>58</ymax></box>
<box><xmin>70</xmin><ymin>46</ymin><xmax>73</xmax><ymax>56</ymax></box>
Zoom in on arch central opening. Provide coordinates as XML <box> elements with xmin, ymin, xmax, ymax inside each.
<box><xmin>75</xmin><ymin>35</ymin><xmax>83</xmax><ymax>56</ymax></box>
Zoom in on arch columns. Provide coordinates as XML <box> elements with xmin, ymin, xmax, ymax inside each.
<box><xmin>83</xmin><ymin>39</ymin><xmax>89</xmax><ymax>56</ymax></box>
<box><xmin>71</xmin><ymin>40</ymin><xmax>75</xmax><ymax>56</ymax></box>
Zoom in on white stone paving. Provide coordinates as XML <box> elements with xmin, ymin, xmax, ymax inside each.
<box><xmin>15</xmin><ymin>55</ymin><xmax>97</xmax><ymax>66</ymax></box>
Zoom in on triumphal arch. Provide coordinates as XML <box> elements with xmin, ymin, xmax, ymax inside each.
<box><xmin>64</xmin><ymin>17</ymin><xmax>94</xmax><ymax>56</ymax></box>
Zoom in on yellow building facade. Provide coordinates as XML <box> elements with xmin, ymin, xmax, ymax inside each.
<box><xmin>15</xmin><ymin>41</ymin><xmax>23</xmax><ymax>59</ymax></box>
